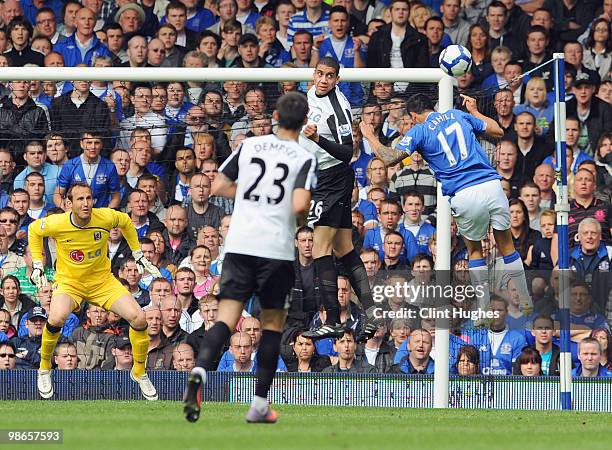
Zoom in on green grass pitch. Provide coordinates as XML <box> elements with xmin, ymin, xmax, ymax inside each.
<box><xmin>1</xmin><ymin>401</ymin><xmax>611</xmax><ymax>450</ymax></box>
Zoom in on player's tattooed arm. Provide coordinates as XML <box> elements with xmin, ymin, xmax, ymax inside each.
<box><xmin>358</xmin><ymin>121</ymin><xmax>407</xmax><ymax>166</ymax></box>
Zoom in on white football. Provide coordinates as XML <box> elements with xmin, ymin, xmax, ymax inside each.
<box><xmin>439</xmin><ymin>44</ymin><xmax>472</xmax><ymax>77</ymax></box>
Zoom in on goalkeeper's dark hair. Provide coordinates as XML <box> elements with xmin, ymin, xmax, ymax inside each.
<box><xmin>317</xmin><ymin>56</ymin><xmax>340</xmax><ymax>76</ymax></box>
<box><xmin>66</xmin><ymin>182</ymin><xmax>92</xmax><ymax>201</ymax></box>
<box><xmin>406</xmin><ymin>94</ymin><xmax>435</xmax><ymax>114</ymax></box>
<box><xmin>275</xmin><ymin>92</ymin><xmax>308</xmax><ymax>131</ymax></box>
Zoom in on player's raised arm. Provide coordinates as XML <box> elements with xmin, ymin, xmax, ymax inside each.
<box><xmin>359</xmin><ymin>121</ymin><xmax>407</xmax><ymax>167</ymax></box>
<box><xmin>460</xmin><ymin>94</ymin><xmax>504</xmax><ymax>139</ymax></box>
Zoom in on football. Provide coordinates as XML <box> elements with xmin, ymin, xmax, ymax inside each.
<box><xmin>439</xmin><ymin>44</ymin><xmax>473</xmax><ymax>77</ymax></box>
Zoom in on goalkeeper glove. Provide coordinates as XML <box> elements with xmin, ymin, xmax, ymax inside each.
<box><xmin>133</xmin><ymin>250</ymin><xmax>163</xmax><ymax>279</ymax></box>
<box><xmin>30</xmin><ymin>262</ymin><xmax>48</xmax><ymax>291</ymax></box>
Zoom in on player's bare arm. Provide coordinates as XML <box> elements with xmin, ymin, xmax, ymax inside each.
<box><xmin>359</xmin><ymin>121</ymin><xmax>407</xmax><ymax>167</ymax></box>
<box><xmin>293</xmin><ymin>188</ymin><xmax>312</xmax><ymax>226</ymax></box>
<box><xmin>460</xmin><ymin>94</ymin><xmax>504</xmax><ymax>138</ymax></box>
<box><xmin>211</xmin><ymin>171</ymin><xmax>237</xmax><ymax>199</ymax></box>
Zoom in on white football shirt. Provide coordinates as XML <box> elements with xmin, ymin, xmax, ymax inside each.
<box><xmin>300</xmin><ymin>85</ymin><xmax>353</xmax><ymax>171</ymax></box>
<box><xmin>220</xmin><ymin>134</ymin><xmax>317</xmax><ymax>260</ymax></box>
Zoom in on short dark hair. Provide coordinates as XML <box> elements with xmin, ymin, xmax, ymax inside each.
<box><xmin>406</xmin><ymin>94</ymin><xmax>435</xmax><ymax>114</ymax></box>
<box><xmin>276</xmin><ymin>92</ymin><xmax>308</xmax><ymax>131</ymax></box>
<box><xmin>425</xmin><ymin>16</ymin><xmax>444</xmax><ymax>30</ymax></box>
<box><xmin>66</xmin><ymin>182</ymin><xmax>92</xmax><ymax>201</ymax></box>
<box><xmin>36</xmin><ymin>7</ymin><xmax>56</xmax><ymax>19</ymax></box>
<box><xmin>24</xmin><ymin>171</ymin><xmax>45</xmax><ymax>184</ymax></box>
<box><xmin>487</xmin><ymin>1</ymin><xmax>507</xmax><ymax>15</ymax></box>
<box><xmin>8</xmin><ymin>17</ymin><xmax>33</xmax><ymax>40</ymax></box>
<box><xmin>199</xmin><ymin>30</ymin><xmax>221</xmax><ymax>48</ymax></box>
<box><xmin>295</xmin><ymin>225</ymin><xmax>313</xmax><ymax>239</ymax></box>
<box><xmin>316</xmin><ymin>56</ymin><xmax>341</xmax><ymax>77</ymax></box>
<box><xmin>330</xmin><ymin>5</ymin><xmax>349</xmax><ymax>18</ymax></box>
<box><xmin>80</xmin><ymin>130</ymin><xmax>104</xmax><ymax>140</ymax></box>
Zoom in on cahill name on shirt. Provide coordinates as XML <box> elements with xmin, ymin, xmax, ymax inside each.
<box><xmin>427</xmin><ymin>112</ymin><xmax>457</xmax><ymax>130</ymax></box>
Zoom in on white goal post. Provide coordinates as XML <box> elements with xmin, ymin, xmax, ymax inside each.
<box><xmin>3</xmin><ymin>66</ymin><xmax>454</xmax><ymax>408</ymax></box>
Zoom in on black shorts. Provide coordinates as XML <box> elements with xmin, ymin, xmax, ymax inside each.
<box><xmin>218</xmin><ymin>253</ymin><xmax>295</xmax><ymax>310</ymax></box>
<box><xmin>308</xmin><ymin>163</ymin><xmax>354</xmax><ymax>229</ymax></box>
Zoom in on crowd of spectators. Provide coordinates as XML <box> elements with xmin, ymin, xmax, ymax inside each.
<box><xmin>0</xmin><ymin>0</ymin><xmax>610</xmax><ymax>379</ymax></box>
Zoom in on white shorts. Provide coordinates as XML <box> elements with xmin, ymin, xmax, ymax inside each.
<box><xmin>448</xmin><ymin>179</ymin><xmax>510</xmax><ymax>241</ymax></box>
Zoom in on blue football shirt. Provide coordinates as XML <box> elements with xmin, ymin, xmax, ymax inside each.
<box><xmin>395</xmin><ymin>109</ymin><xmax>500</xmax><ymax>197</ymax></box>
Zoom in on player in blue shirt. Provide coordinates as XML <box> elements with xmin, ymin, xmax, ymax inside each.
<box><xmin>360</xmin><ymin>94</ymin><xmax>532</xmax><ymax>312</ymax></box>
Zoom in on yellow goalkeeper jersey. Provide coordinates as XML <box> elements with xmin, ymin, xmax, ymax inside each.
<box><xmin>28</xmin><ymin>208</ymin><xmax>140</xmax><ymax>282</ymax></box>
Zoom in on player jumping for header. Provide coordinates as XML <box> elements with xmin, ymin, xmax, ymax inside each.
<box><xmin>360</xmin><ymin>93</ymin><xmax>532</xmax><ymax>313</ymax></box>
<box><xmin>300</xmin><ymin>57</ymin><xmax>376</xmax><ymax>340</ymax></box>
<box><xmin>29</xmin><ymin>182</ymin><xmax>162</xmax><ymax>400</ymax></box>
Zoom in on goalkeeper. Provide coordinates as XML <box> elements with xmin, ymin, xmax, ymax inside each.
<box><xmin>28</xmin><ymin>183</ymin><xmax>162</xmax><ymax>400</ymax></box>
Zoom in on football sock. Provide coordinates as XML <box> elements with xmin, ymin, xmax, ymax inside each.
<box><xmin>254</xmin><ymin>330</ymin><xmax>282</xmax><ymax>399</ymax></box>
<box><xmin>251</xmin><ymin>395</ymin><xmax>269</xmax><ymax>415</ymax></box>
<box><xmin>39</xmin><ymin>322</ymin><xmax>62</xmax><ymax>371</ymax></box>
<box><xmin>503</xmin><ymin>251</ymin><xmax>531</xmax><ymax>309</ymax></box>
<box><xmin>194</xmin><ymin>321</ymin><xmax>232</xmax><ymax>371</ymax></box>
<box><xmin>129</xmin><ymin>326</ymin><xmax>150</xmax><ymax>378</ymax></box>
<box><xmin>339</xmin><ymin>249</ymin><xmax>374</xmax><ymax>310</ymax></box>
<box><xmin>314</xmin><ymin>255</ymin><xmax>340</xmax><ymax>325</ymax></box>
<box><xmin>468</xmin><ymin>258</ymin><xmax>490</xmax><ymax>312</ymax></box>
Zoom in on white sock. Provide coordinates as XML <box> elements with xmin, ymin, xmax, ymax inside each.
<box><xmin>251</xmin><ymin>395</ymin><xmax>268</xmax><ymax>415</ymax></box>
<box><xmin>468</xmin><ymin>258</ymin><xmax>490</xmax><ymax>312</ymax></box>
<box><xmin>503</xmin><ymin>251</ymin><xmax>531</xmax><ymax>309</ymax></box>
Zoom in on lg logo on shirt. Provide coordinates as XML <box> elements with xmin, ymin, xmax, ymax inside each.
<box><xmin>70</xmin><ymin>249</ymin><xmax>102</xmax><ymax>263</ymax></box>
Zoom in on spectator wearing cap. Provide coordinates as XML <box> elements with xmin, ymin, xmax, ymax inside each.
<box><xmin>121</xmin><ymin>34</ymin><xmax>148</xmax><ymax>68</ymax></box>
<box><xmin>106</xmin><ymin>334</ymin><xmax>133</xmax><ymax>370</ymax></box>
<box><xmin>230</xmin><ymin>33</ymin><xmax>272</xmax><ymax>68</ymax></box>
<box><xmin>10</xmin><ymin>306</ymin><xmax>47</xmax><ymax>369</ymax></box>
<box><xmin>106</xmin><ymin>1</ymin><xmax>158</xmax><ymax>38</ymax></box>
<box><xmin>53</xmin><ymin>7</ymin><xmax>113</xmax><ymax>67</ymax></box>
<box><xmin>566</xmin><ymin>71</ymin><xmax>612</xmax><ymax>156</ymax></box>
<box><xmin>115</xmin><ymin>3</ymin><xmax>145</xmax><ymax>35</ymax></box>
<box><xmin>162</xmin><ymin>1</ymin><xmax>199</xmax><ymax>50</ymax></box>
<box><xmin>4</xmin><ymin>16</ymin><xmax>45</xmax><ymax>67</ymax></box>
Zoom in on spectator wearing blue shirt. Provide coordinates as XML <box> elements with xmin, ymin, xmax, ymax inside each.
<box><xmin>21</xmin><ymin>0</ymin><xmax>63</xmax><ymax>28</ymax></box>
<box><xmin>13</xmin><ymin>141</ymin><xmax>60</xmax><ymax>206</ymax></box>
<box><xmin>218</xmin><ymin>330</ymin><xmax>264</xmax><ymax>372</ymax></box>
<box><xmin>54</xmin><ymin>131</ymin><xmax>121</xmax><ymax>208</ymax></box>
<box><xmin>462</xmin><ymin>297</ymin><xmax>527</xmax><ymax>375</ymax></box>
<box><xmin>392</xmin><ymin>329</ymin><xmax>435</xmax><ymax>374</ymax></box>
<box><xmin>572</xmin><ymin>337</ymin><xmax>612</xmax><ymax>377</ymax></box>
<box><xmin>400</xmin><ymin>190</ymin><xmax>436</xmax><ymax>256</ymax></box>
<box><xmin>53</xmin><ymin>7</ymin><xmax>113</xmax><ymax>67</ymax></box>
<box><xmin>513</xmin><ymin>77</ymin><xmax>554</xmax><ymax>136</ymax></box>
<box><xmin>570</xmin><ymin>218</ymin><xmax>612</xmax><ymax>311</ymax></box>
<box><xmin>182</xmin><ymin>0</ymin><xmax>217</xmax><ymax>32</ymax></box>
<box><xmin>235</xmin><ymin>0</ymin><xmax>260</xmax><ymax>34</ymax></box>
<box><xmin>288</xmin><ymin>0</ymin><xmax>329</xmax><ymax>44</ymax></box>
<box><xmin>552</xmin><ymin>282</ymin><xmax>610</xmax><ymax>339</ymax></box>
<box><xmin>311</xmin><ymin>6</ymin><xmax>365</xmax><ymax>107</ymax></box>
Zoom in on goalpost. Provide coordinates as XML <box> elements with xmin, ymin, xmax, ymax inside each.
<box><xmin>3</xmin><ymin>66</ymin><xmax>454</xmax><ymax>405</ymax></box>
